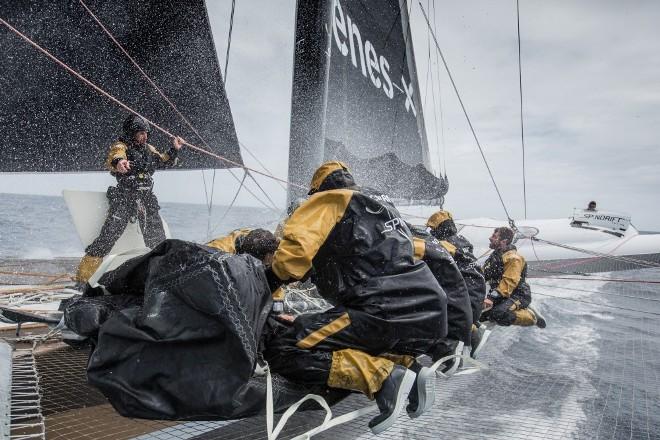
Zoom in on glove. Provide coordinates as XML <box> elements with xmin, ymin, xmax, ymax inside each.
<box><xmin>487</xmin><ymin>289</ymin><xmax>501</xmax><ymax>301</ymax></box>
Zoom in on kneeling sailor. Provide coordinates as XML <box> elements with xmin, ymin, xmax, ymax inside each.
<box><xmin>481</xmin><ymin>227</ymin><xmax>546</xmax><ymax>328</ymax></box>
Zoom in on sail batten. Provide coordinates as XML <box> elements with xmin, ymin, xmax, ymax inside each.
<box><xmin>1</xmin><ymin>0</ymin><xmax>241</xmax><ymax>173</ymax></box>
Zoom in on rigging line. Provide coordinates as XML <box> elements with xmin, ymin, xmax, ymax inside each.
<box><xmin>534</xmin><ymin>230</ymin><xmax>637</xmax><ymax>273</ymax></box>
<box><xmin>239</xmin><ymin>141</ymin><xmax>287</xmax><ymax>192</ymax></box>
<box><xmin>428</xmin><ymin>0</ymin><xmax>442</xmax><ymax>177</ymax></box>
<box><xmin>431</xmin><ymin>0</ymin><xmax>447</xmax><ymax>177</ymax></box>
<box><xmin>0</xmin><ymin>16</ymin><xmax>307</xmax><ymax>191</ymax></box>
<box><xmin>530</xmin><ymin>275</ymin><xmax>660</xmax><ymax>285</ymax></box>
<box><xmin>223</xmin><ymin>0</ymin><xmax>237</xmax><ymax>85</ymax></box>
<box><xmin>418</xmin><ymin>2</ymin><xmax>514</xmax><ymax>223</ymax></box>
<box><xmin>531</xmin><ymin>236</ymin><xmax>660</xmax><ymax>269</ymax></box>
<box><xmin>227</xmin><ymin>167</ymin><xmax>279</xmax><ymax>212</ymax></box>
<box><xmin>78</xmin><ymin>0</ymin><xmax>211</xmax><ymax>153</ymax></box>
<box><xmin>531</xmin><ymin>291</ymin><xmax>660</xmax><ymax>317</ymax></box>
<box><xmin>246</xmin><ymin>171</ymin><xmax>282</xmax><ymax>212</ymax></box>
<box><xmin>528</xmin><ymin>264</ymin><xmax>593</xmax><ymax>278</ymax></box>
<box><xmin>516</xmin><ymin>0</ymin><xmax>528</xmax><ymax>219</ymax></box>
<box><xmin>422</xmin><ymin>0</ymin><xmax>432</xmax><ymax>111</ymax></box>
<box><xmin>79</xmin><ymin>0</ymin><xmax>238</xmax><ymax>226</ymax></box>
<box><xmin>533</xmin><ymin>282</ymin><xmax>660</xmax><ymax>302</ymax></box>
<box><xmin>206</xmin><ymin>169</ymin><xmax>248</xmax><ymax>241</ymax></box>
<box><xmin>207</xmin><ymin>168</ymin><xmax>218</xmax><ymax>238</ymax></box>
<box><xmin>451</xmin><ymin>218</ymin><xmax>659</xmax><ymax>269</ymax></box>
<box><xmin>201</xmin><ymin>170</ymin><xmax>211</xmax><ymax>209</ymax></box>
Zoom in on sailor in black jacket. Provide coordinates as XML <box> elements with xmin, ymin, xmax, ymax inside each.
<box><xmin>264</xmin><ymin>161</ymin><xmax>447</xmax><ymax>433</ymax></box>
<box><xmin>426</xmin><ymin>210</ymin><xmax>487</xmax><ymax>330</ymax></box>
<box><xmin>412</xmin><ymin>236</ymin><xmax>472</xmax><ymax>357</ymax></box>
<box><xmin>75</xmin><ymin>115</ymin><xmax>183</xmax><ymax>283</ymax></box>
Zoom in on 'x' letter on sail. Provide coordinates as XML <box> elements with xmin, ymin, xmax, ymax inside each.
<box><xmin>402</xmin><ymin>77</ymin><xmax>416</xmax><ymax>116</ymax></box>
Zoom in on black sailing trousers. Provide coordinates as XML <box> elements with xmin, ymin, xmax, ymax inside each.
<box><xmin>264</xmin><ymin>306</ymin><xmax>438</xmax><ymax>386</ymax></box>
<box><xmin>85</xmin><ymin>185</ymin><xmax>166</xmax><ymax>257</ymax></box>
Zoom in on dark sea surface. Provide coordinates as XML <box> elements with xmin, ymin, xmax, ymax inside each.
<box><xmin>0</xmin><ymin>193</ymin><xmax>281</xmax><ymax>258</ymax></box>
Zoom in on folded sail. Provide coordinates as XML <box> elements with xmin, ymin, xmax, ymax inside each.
<box><xmin>288</xmin><ymin>0</ymin><xmax>448</xmax><ymax>203</ymax></box>
<box><xmin>1</xmin><ymin>0</ymin><xmax>241</xmax><ymax>172</ymax></box>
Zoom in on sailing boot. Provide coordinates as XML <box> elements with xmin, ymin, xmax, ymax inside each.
<box><xmin>74</xmin><ymin>255</ymin><xmax>103</xmax><ymax>285</ymax></box>
<box><xmin>430</xmin><ymin>339</ymin><xmax>460</xmax><ymax>373</ymax></box>
<box><xmin>406</xmin><ymin>361</ymin><xmax>435</xmax><ymax>418</ymax></box>
<box><xmin>368</xmin><ymin>365</ymin><xmax>416</xmax><ymax>434</ymax></box>
<box><xmin>512</xmin><ymin>308</ymin><xmax>537</xmax><ymax>326</ymax></box>
<box><xmin>527</xmin><ymin>305</ymin><xmax>547</xmax><ymax>328</ymax></box>
<box><xmin>470</xmin><ymin>323</ymin><xmax>491</xmax><ymax>359</ymax></box>
<box><xmin>327</xmin><ymin>349</ymin><xmax>413</xmax><ymax>433</ymax></box>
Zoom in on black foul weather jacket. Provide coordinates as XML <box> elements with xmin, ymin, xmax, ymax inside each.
<box><xmin>106</xmin><ymin>140</ymin><xmax>179</xmax><ymax>190</ymax></box>
<box><xmin>413</xmin><ymin>237</ymin><xmax>473</xmax><ymax>344</ymax></box>
<box><xmin>271</xmin><ymin>187</ymin><xmax>448</xmax><ymax>347</ymax></box>
<box><xmin>483</xmin><ymin>245</ymin><xmax>530</xmax><ymax>300</ymax></box>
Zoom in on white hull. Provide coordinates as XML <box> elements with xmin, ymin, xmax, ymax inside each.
<box><xmin>402</xmin><ymin>207</ymin><xmax>660</xmax><ymax>272</ymax></box>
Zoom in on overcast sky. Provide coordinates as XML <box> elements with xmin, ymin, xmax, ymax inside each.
<box><xmin>2</xmin><ymin>0</ymin><xmax>659</xmax><ymax>230</ymax></box>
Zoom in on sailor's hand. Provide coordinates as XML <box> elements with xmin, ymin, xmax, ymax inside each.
<box><xmin>275</xmin><ymin>313</ymin><xmax>295</xmax><ymax>324</ymax></box>
<box><xmin>173</xmin><ymin>136</ymin><xmax>185</xmax><ymax>150</ymax></box>
<box><xmin>483</xmin><ymin>298</ymin><xmax>494</xmax><ymax>311</ymax></box>
<box><xmin>116</xmin><ymin>159</ymin><xmax>131</xmax><ymax>174</ymax></box>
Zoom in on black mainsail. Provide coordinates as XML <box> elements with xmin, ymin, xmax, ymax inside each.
<box><xmin>288</xmin><ymin>0</ymin><xmax>448</xmax><ymax>204</ymax></box>
<box><xmin>1</xmin><ymin>0</ymin><xmax>241</xmax><ymax>172</ymax></box>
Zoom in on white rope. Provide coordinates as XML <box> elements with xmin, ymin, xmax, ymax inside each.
<box><xmin>264</xmin><ymin>363</ymin><xmax>378</xmax><ymax>440</ymax></box>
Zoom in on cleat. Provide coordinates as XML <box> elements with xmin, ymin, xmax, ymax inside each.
<box><xmin>369</xmin><ymin>365</ymin><xmax>416</xmax><ymax>434</ymax></box>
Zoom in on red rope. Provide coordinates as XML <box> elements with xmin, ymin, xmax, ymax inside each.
<box><xmin>530</xmin><ymin>275</ymin><xmax>660</xmax><ymax>284</ymax></box>
<box><xmin>0</xmin><ymin>16</ymin><xmax>306</xmax><ymax>190</ymax></box>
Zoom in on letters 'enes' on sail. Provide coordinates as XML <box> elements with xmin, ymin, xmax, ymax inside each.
<box><xmin>1</xmin><ymin>0</ymin><xmax>241</xmax><ymax>172</ymax></box>
<box><xmin>288</xmin><ymin>0</ymin><xmax>448</xmax><ymax>204</ymax></box>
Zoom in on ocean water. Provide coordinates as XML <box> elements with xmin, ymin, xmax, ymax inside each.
<box><xmin>0</xmin><ymin>193</ymin><xmax>282</xmax><ymax>258</ymax></box>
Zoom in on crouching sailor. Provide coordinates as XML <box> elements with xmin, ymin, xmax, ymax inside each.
<box><xmin>425</xmin><ymin>210</ymin><xmax>489</xmax><ymax>356</ymax></box>
<box><xmin>75</xmin><ymin>114</ymin><xmax>183</xmax><ymax>284</ymax></box>
<box><xmin>412</xmin><ymin>236</ymin><xmax>473</xmax><ymax>363</ymax></box>
<box><xmin>263</xmin><ymin>161</ymin><xmax>448</xmax><ymax>434</ymax></box>
<box><xmin>206</xmin><ymin>228</ymin><xmax>279</xmax><ymax>266</ymax></box>
<box><xmin>481</xmin><ymin>227</ymin><xmax>546</xmax><ymax>328</ymax></box>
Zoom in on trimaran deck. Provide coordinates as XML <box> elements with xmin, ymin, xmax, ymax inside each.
<box><xmin>2</xmin><ymin>0</ymin><xmax>660</xmax><ymax>438</ymax></box>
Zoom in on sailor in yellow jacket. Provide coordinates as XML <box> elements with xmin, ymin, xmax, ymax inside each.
<box><xmin>75</xmin><ymin>115</ymin><xmax>183</xmax><ymax>284</ymax></box>
<box><xmin>481</xmin><ymin>227</ymin><xmax>546</xmax><ymax>328</ymax></box>
<box><xmin>263</xmin><ymin>161</ymin><xmax>447</xmax><ymax>434</ymax></box>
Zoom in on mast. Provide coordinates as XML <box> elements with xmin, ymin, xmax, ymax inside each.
<box><xmin>287</xmin><ymin>0</ymin><xmax>335</xmax><ymax>203</ymax></box>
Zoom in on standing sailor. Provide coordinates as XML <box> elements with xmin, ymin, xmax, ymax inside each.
<box><xmin>75</xmin><ymin>114</ymin><xmax>184</xmax><ymax>284</ymax></box>
<box><xmin>481</xmin><ymin>227</ymin><xmax>546</xmax><ymax>328</ymax></box>
<box><xmin>264</xmin><ymin>161</ymin><xmax>448</xmax><ymax>434</ymax></box>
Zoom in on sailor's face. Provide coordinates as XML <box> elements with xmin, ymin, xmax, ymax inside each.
<box><xmin>133</xmin><ymin>130</ymin><xmax>148</xmax><ymax>145</ymax></box>
<box><xmin>489</xmin><ymin>231</ymin><xmax>500</xmax><ymax>250</ymax></box>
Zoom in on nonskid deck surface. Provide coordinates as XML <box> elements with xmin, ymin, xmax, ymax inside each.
<box><xmin>2</xmin><ymin>268</ymin><xmax>660</xmax><ymax>439</ymax></box>
<box><xmin>0</xmin><ymin>258</ymin><xmax>78</xmax><ymax>286</ymax></box>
